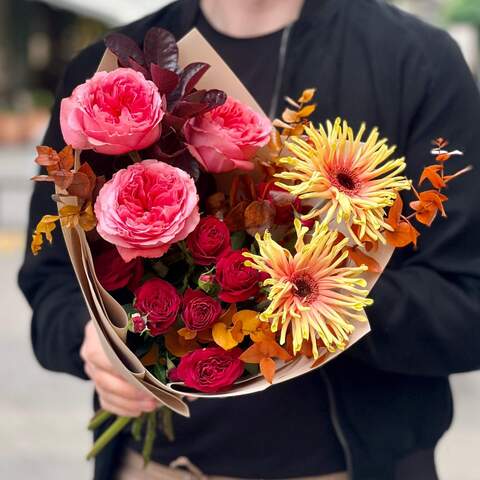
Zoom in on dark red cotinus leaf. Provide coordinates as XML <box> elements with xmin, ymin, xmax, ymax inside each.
<box><xmin>201</xmin><ymin>89</ymin><xmax>227</xmax><ymax>113</ymax></box>
<box><xmin>105</xmin><ymin>32</ymin><xmax>145</xmax><ymax>68</ymax></box>
<box><xmin>172</xmin><ymin>101</ymin><xmax>210</xmax><ymax>118</ymax></box>
<box><xmin>150</xmin><ymin>64</ymin><xmax>180</xmax><ymax>96</ymax></box>
<box><xmin>143</xmin><ymin>27</ymin><xmax>179</xmax><ymax>71</ymax></box>
<box><xmin>168</xmin><ymin>62</ymin><xmax>210</xmax><ymax>104</ymax></box>
<box><xmin>128</xmin><ymin>58</ymin><xmax>149</xmax><ymax>79</ymax></box>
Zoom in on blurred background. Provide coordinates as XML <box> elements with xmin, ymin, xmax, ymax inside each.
<box><xmin>0</xmin><ymin>0</ymin><xmax>479</xmax><ymax>479</ymax></box>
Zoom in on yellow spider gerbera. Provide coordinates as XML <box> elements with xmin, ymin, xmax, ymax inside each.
<box><xmin>275</xmin><ymin>118</ymin><xmax>411</xmax><ymax>243</ymax></box>
<box><xmin>243</xmin><ymin>220</ymin><xmax>373</xmax><ymax>358</ymax></box>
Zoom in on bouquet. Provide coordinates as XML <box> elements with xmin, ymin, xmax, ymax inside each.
<box><xmin>31</xmin><ymin>27</ymin><xmax>470</xmax><ymax>461</ymax></box>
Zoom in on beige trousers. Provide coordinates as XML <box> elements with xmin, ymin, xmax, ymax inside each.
<box><xmin>116</xmin><ymin>450</ymin><xmax>349</xmax><ymax>480</ymax></box>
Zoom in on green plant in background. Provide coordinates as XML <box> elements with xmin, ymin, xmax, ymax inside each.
<box><xmin>445</xmin><ymin>0</ymin><xmax>480</xmax><ymax>27</ymax></box>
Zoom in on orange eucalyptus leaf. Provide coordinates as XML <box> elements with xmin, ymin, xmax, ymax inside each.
<box><xmin>79</xmin><ymin>202</ymin><xmax>97</xmax><ymax>231</ymax></box>
<box><xmin>297</xmin><ymin>88</ymin><xmax>316</xmax><ymax>104</ymax></box>
<box><xmin>419</xmin><ymin>165</ymin><xmax>445</xmax><ymax>188</ymax></box>
<box><xmin>239</xmin><ymin>343</ymin><xmax>264</xmax><ymax>363</ymax></box>
<box><xmin>219</xmin><ymin>303</ymin><xmax>237</xmax><ymax>326</ymax></box>
<box><xmin>244</xmin><ymin>200</ymin><xmax>275</xmax><ymax>236</ymax></box>
<box><xmin>297</xmin><ymin>104</ymin><xmax>316</xmax><ymax>118</ymax></box>
<box><xmin>282</xmin><ymin>108</ymin><xmax>299</xmax><ymax>123</ymax></box>
<box><xmin>311</xmin><ymin>351</ymin><xmax>329</xmax><ymax>368</ymax></box>
<box><xmin>385</xmin><ymin>221</ymin><xmax>420</xmax><ymax>247</ymax></box>
<box><xmin>348</xmin><ymin>247</ymin><xmax>382</xmax><ymax>273</ymax></box>
<box><xmin>58</xmin><ymin>145</ymin><xmax>75</xmax><ymax>171</ymax></box>
<box><xmin>165</xmin><ymin>330</ymin><xmax>198</xmax><ymax>357</ymax></box>
<box><xmin>260</xmin><ymin>357</ymin><xmax>276</xmax><ymax>384</ymax></box>
<box><xmin>386</xmin><ymin>194</ymin><xmax>403</xmax><ymax>229</ymax></box>
<box><xmin>141</xmin><ymin>343</ymin><xmax>159</xmax><ymax>366</ymax></box>
<box><xmin>178</xmin><ymin>328</ymin><xmax>197</xmax><ymax>340</ymax></box>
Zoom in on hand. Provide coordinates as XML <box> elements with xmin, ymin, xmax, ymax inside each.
<box><xmin>80</xmin><ymin>320</ymin><xmax>158</xmax><ymax>417</ymax></box>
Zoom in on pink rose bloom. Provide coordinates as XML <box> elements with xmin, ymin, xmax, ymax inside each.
<box><xmin>95</xmin><ymin>160</ymin><xmax>200</xmax><ymax>262</ymax></box>
<box><xmin>60</xmin><ymin>68</ymin><xmax>164</xmax><ymax>155</ymax></box>
<box><xmin>184</xmin><ymin>96</ymin><xmax>271</xmax><ymax>173</ymax></box>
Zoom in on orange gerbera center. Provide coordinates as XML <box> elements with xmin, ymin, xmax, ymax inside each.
<box><xmin>329</xmin><ymin>167</ymin><xmax>359</xmax><ymax>194</ymax></box>
<box><xmin>292</xmin><ymin>273</ymin><xmax>318</xmax><ymax>303</ymax></box>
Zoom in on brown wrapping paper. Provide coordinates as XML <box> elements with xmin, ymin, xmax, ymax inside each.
<box><xmin>58</xmin><ymin>29</ymin><xmax>394</xmax><ymax>415</ymax></box>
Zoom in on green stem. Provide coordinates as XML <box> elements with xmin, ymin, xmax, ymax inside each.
<box><xmin>86</xmin><ymin>416</ymin><xmax>132</xmax><ymax>460</ymax></box>
<box><xmin>161</xmin><ymin>407</ymin><xmax>175</xmax><ymax>442</ymax></box>
<box><xmin>142</xmin><ymin>411</ymin><xmax>157</xmax><ymax>466</ymax></box>
<box><xmin>131</xmin><ymin>414</ymin><xmax>146</xmax><ymax>442</ymax></box>
<box><xmin>88</xmin><ymin>409</ymin><xmax>112</xmax><ymax>431</ymax></box>
<box><xmin>129</xmin><ymin>151</ymin><xmax>142</xmax><ymax>163</ymax></box>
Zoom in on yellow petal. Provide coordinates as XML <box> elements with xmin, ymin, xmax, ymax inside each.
<box><xmin>212</xmin><ymin>323</ymin><xmax>239</xmax><ymax>350</ymax></box>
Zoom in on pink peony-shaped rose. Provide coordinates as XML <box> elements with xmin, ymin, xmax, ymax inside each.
<box><xmin>60</xmin><ymin>68</ymin><xmax>164</xmax><ymax>155</ymax></box>
<box><xmin>183</xmin><ymin>96</ymin><xmax>271</xmax><ymax>173</ymax></box>
<box><xmin>95</xmin><ymin>160</ymin><xmax>200</xmax><ymax>262</ymax></box>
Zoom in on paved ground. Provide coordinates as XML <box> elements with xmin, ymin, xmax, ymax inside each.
<box><xmin>0</xmin><ymin>143</ymin><xmax>479</xmax><ymax>479</ymax></box>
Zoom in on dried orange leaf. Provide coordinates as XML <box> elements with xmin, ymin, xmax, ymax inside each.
<box><xmin>282</xmin><ymin>108</ymin><xmax>299</xmax><ymax>123</ymax></box>
<box><xmin>141</xmin><ymin>343</ymin><xmax>159</xmax><ymax>366</ymax></box>
<box><xmin>419</xmin><ymin>165</ymin><xmax>445</xmax><ymax>189</ymax></box>
<box><xmin>386</xmin><ymin>194</ymin><xmax>403</xmax><ymax>229</ymax></box>
<box><xmin>272</xmin><ymin>118</ymin><xmax>293</xmax><ymax>130</ymax></box>
<box><xmin>244</xmin><ymin>200</ymin><xmax>275</xmax><ymax>236</ymax></box>
<box><xmin>239</xmin><ymin>343</ymin><xmax>263</xmax><ymax>363</ymax></box>
<box><xmin>260</xmin><ymin>357</ymin><xmax>276</xmax><ymax>384</ymax></box>
<box><xmin>297</xmin><ymin>88</ymin><xmax>316</xmax><ymax>104</ymax></box>
<box><xmin>385</xmin><ymin>220</ymin><xmax>420</xmax><ymax>247</ymax></box>
<box><xmin>297</xmin><ymin>104</ymin><xmax>316</xmax><ymax>118</ymax></box>
<box><xmin>284</xmin><ymin>96</ymin><xmax>300</xmax><ymax>109</ymax></box>
<box><xmin>31</xmin><ymin>214</ymin><xmax>60</xmax><ymax>255</ymax></box>
<box><xmin>348</xmin><ymin>247</ymin><xmax>382</xmax><ymax>273</ymax></box>
<box><xmin>165</xmin><ymin>330</ymin><xmax>198</xmax><ymax>357</ymax></box>
<box><xmin>178</xmin><ymin>328</ymin><xmax>197</xmax><ymax>340</ymax></box>
<box><xmin>219</xmin><ymin>303</ymin><xmax>237</xmax><ymax>326</ymax></box>
<box><xmin>68</xmin><ymin>171</ymin><xmax>92</xmax><ymax>199</ymax></box>
<box><xmin>79</xmin><ymin>203</ymin><xmax>97</xmax><ymax>231</ymax></box>
<box><xmin>311</xmin><ymin>351</ymin><xmax>329</xmax><ymax>368</ymax></box>
<box><xmin>58</xmin><ymin>145</ymin><xmax>75</xmax><ymax>171</ymax></box>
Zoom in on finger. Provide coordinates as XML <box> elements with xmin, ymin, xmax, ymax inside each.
<box><xmin>89</xmin><ymin>365</ymin><xmax>155</xmax><ymax>402</ymax></box>
<box><xmin>98</xmin><ymin>390</ymin><xmax>157</xmax><ymax>417</ymax></box>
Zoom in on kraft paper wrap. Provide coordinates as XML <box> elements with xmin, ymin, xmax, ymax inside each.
<box><xmin>58</xmin><ymin>29</ymin><xmax>394</xmax><ymax>416</ymax></box>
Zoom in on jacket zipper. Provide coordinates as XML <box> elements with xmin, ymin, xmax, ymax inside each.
<box><xmin>321</xmin><ymin>370</ymin><xmax>354</xmax><ymax>479</ymax></box>
<box><xmin>268</xmin><ymin>23</ymin><xmax>293</xmax><ymax>120</ymax></box>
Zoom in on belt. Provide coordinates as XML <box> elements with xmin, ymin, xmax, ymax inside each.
<box><xmin>116</xmin><ymin>449</ymin><xmax>349</xmax><ymax>480</ymax></box>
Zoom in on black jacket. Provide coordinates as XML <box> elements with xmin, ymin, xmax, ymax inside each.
<box><xmin>18</xmin><ymin>1</ymin><xmax>480</xmax><ymax>479</ymax></box>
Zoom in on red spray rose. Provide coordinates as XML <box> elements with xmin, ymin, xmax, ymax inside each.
<box><xmin>186</xmin><ymin>216</ymin><xmax>230</xmax><ymax>266</ymax></box>
<box><xmin>94</xmin><ymin>247</ymin><xmax>144</xmax><ymax>291</ymax></box>
<box><xmin>215</xmin><ymin>249</ymin><xmax>261</xmax><ymax>303</ymax></box>
<box><xmin>134</xmin><ymin>278</ymin><xmax>181</xmax><ymax>336</ymax></box>
<box><xmin>182</xmin><ymin>289</ymin><xmax>222</xmax><ymax>331</ymax></box>
<box><xmin>169</xmin><ymin>347</ymin><xmax>244</xmax><ymax>393</ymax></box>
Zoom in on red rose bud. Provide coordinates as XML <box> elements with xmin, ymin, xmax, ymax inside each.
<box><xmin>131</xmin><ymin>313</ymin><xmax>146</xmax><ymax>333</ymax></box>
<box><xmin>258</xmin><ymin>182</ymin><xmax>301</xmax><ymax>225</ymax></box>
<box><xmin>215</xmin><ymin>249</ymin><xmax>261</xmax><ymax>303</ymax></box>
<box><xmin>186</xmin><ymin>216</ymin><xmax>230</xmax><ymax>266</ymax></box>
<box><xmin>94</xmin><ymin>247</ymin><xmax>144</xmax><ymax>291</ymax></box>
<box><xmin>182</xmin><ymin>289</ymin><xmax>222</xmax><ymax>331</ymax></box>
<box><xmin>134</xmin><ymin>278</ymin><xmax>181</xmax><ymax>336</ymax></box>
<box><xmin>169</xmin><ymin>347</ymin><xmax>244</xmax><ymax>393</ymax></box>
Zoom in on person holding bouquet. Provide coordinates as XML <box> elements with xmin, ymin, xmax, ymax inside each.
<box><xmin>19</xmin><ymin>0</ymin><xmax>480</xmax><ymax>479</ymax></box>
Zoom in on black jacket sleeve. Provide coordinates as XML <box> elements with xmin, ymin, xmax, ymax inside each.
<box><xmin>18</xmin><ymin>43</ymin><xmax>104</xmax><ymax>379</ymax></box>
<box><xmin>351</xmin><ymin>31</ymin><xmax>480</xmax><ymax>376</ymax></box>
